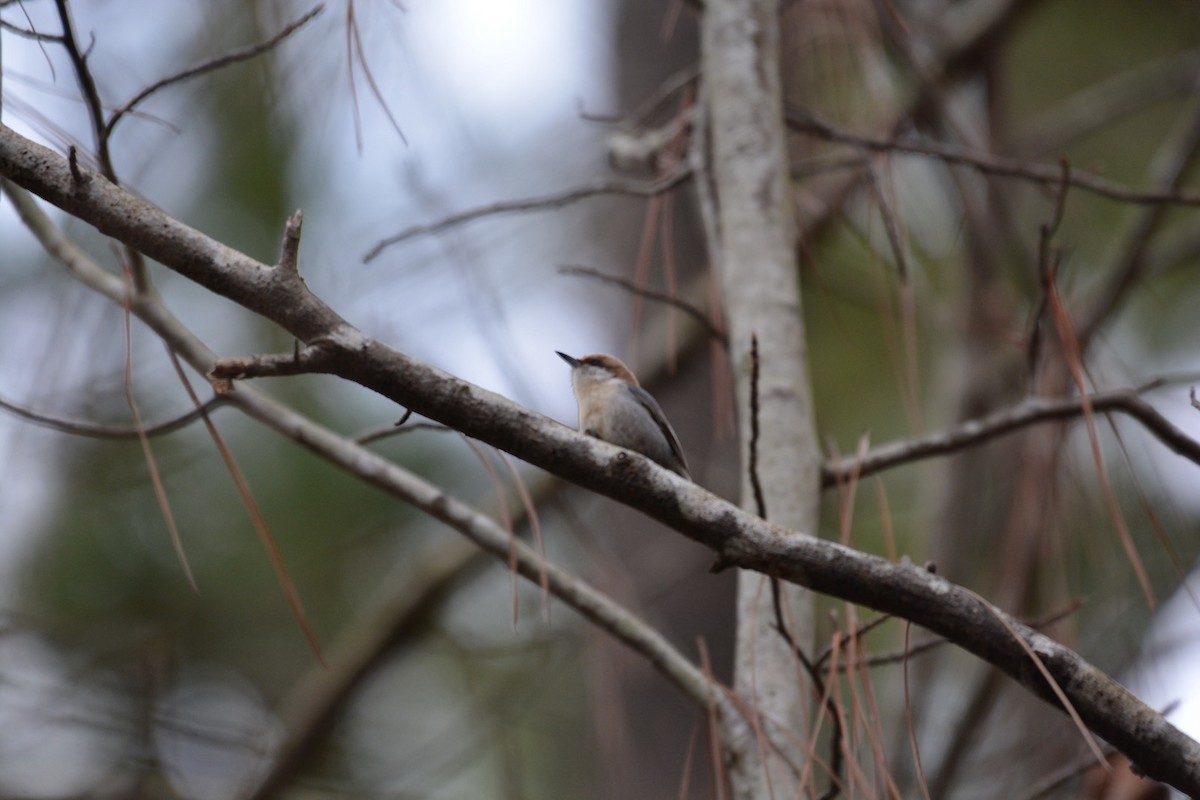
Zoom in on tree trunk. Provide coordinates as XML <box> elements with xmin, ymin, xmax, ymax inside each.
<box><xmin>701</xmin><ymin>0</ymin><xmax>822</xmax><ymax>795</ymax></box>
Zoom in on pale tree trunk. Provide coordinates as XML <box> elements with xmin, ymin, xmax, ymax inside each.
<box><xmin>701</xmin><ymin>0</ymin><xmax>822</xmax><ymax>796</ymax></box>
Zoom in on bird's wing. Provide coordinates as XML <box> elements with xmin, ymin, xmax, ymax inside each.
<box><xmin>628</xmin><ymin>384</ymin><xmax>689</xmax><ymax>474</ymax></box>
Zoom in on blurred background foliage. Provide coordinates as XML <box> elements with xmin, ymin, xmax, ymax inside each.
<box><xmin>2</xmin><ymin>0</ymin><xmax>1200</xmax><ymax>797</ymax></box>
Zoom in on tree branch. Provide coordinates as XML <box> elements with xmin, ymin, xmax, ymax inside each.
<box><xmin>53</xmin><ymin>0</ymin><xmax>112</xmax><ymax>179</ymax></box>
<box><xmin>0</xmin><ymin>393</ymin><xmax>227</xmax><ymax>439</ymax></box>
<box><xmin>103</xmin><ymin>5</ymin><xmax>325</xmax><ymax>139</ymax></box>
<box><xmin>785</xmin><ymin>107</ymin><xmax>1200</xmax><ymax>209</ymax></box>
<box><xmin>821</xmin><ymin>388</ymin><xmax>1200</xmax><ymax>487</ymax></box>
<box><xmin>1077</xmin><ymin>96</ymin><xmax>1200</xmax><ymax>344</ymax></box>
<box><xmin>362</xmin><ymin>169</ymin><xmax>694</xmax><ymax>262</ymax></box>
<box><xmin>210</xmin><ymin>344</ymin><xmax>338</xmax><ymax>380</ymax></box>
<box><xmin>1011</xmin><ymin>47</ymin><xmax>1200</xmax><ymax>155</ymax></box>
<box><xmin>0</xmin><ymin>19</ymin><xmax>64</xmax><ymax>41</ymax></box>
<box><xmin>557</xmin><ymin>264</ymin><xmax>727</xmax><ymax>343</ymax></box>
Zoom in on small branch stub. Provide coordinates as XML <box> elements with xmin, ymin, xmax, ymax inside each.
<box><xmin>67</xmin><ymin>146</ymin><xmax>87</xmax><ymax>187</ymax></box>
<box><xmin>210</xmin><ymin>341</ymin><xmax>335</xmax><ymax>381</ymax></box>
<box><xmin>278</xmin><ymin>210</ymin><xmax>304</xmax><ymax>272</ymax></box>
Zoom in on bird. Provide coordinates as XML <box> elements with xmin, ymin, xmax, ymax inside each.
<box><xmin>556</xmin><ymin>351</ymin><xmax>690</xmax><ymax>479</ymax></box>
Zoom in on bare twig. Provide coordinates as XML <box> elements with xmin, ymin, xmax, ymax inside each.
<box><xmin>1026</xmin><ymin>157</ymin><xmax>1071</xmax><ymax>387</ymax></box>
<box><xmin>586</xmin><ymin>63</ymin><xmax>699</xmax><ymax>126</ymax></box>
<box><xmin>209</xmin><ymin>344</ymin><xmax>338</xmax><ymax>380</ymax></box>
<box><xmin>53</xmin><ymin>0</ymin><xmax>112</xmax><ymax>178</ymax></box>
<box><xmin>902</xmin><ymin>622</ymin><xmax>933</xmax><ymax>800</ymax></box>
<box><xmin>0</xmin><ymin>19</ymin><xmax>63</xmax><ymax>41</ymax></box>
<box><xmin>1043</xmin><ymin>156</ymin><xmax>1071</xmax><ymax>247</ymax></box>
<box><xmin>748</xmin><ymin>333</ymin><xmax>767</xmax><ymax>519</ymax></box>
<box><xmin>120</xmin><ymin>263</ymin><xmax>197</xmax><ymax>593</ymax></box>
<box><xmin>814</xmin><ymin>613</ymin><xmax>893</xmax><ymax>671</ymax></box>
<box><xmin>54</xmin><ymin>0</ymin><xmax>156</xmax><ymax>291</ymax></box>
<box><xmin>497</xmin><ymin>451</ymin><xmax>551</xmax><ymax>621</ymax></box>
<box><xmin>844</xmin><ymin>598</ymin><xmax>1084</xmax><ymax>672</ymax></box>
<box><xmin>1039</xmin><ymin>168</ymin><xmax>1156</xmax><ymax>608</ymax></box>
<box><xmin>363</xmin><ymin>170</ymin><xmax>694</xmax><ymax>262</ymax></box>
<box><xmin>1012</xmin><ymin>47</ymin><xmax>1200</xmax><ymax>155</ymax></box>
<box><xmin>1020</xmin><ymin>746</ymin><xmax>1118</xmax><ymax>800</ymax></box>
<box><xmin>1078</xmin><ymin>96</ymin><xmax>1200</xmax><ymax>344</ymax></box>
<box><xmin>769</xmin><ymin>578</ymin><xmax>844</xmax><ymax>800</ymax></box>
<box><xmin>343</xmin><ymin>0</ymin><xmax>405</xmax><ymax>151</ymax></box>
<box><xmin>1135</xmin><ymin>372</ymin><xmax>1200</xmax><ymax>393</ymax></box>
<box><xmin>354</xmin><ymin>420</ymin><xmax>449</xmax><ymax>445</ymax></box>
<box><xmin>982</xmin><ymin>590</ymin><xmax>1109</xmax><ymax>768</ymax></box>
<box><xmin>104</xmin><ymin>4</ymin><xmax>325</xmax><ymax>139</ymax></box>
<box><xmin>785</xmin><ymin>107</ymin><xmax>1200</xmax><ymax>209</ymax></box>
<box><xmin>559</xmin><ymin>264</ymin><xmax>726</xmax><ymax>343</ymax></box>
<box><xmin>697</xmin><ymin>641</ymin><xmax>731</xmax><ymax>800</ymax></box>
<box><xmin>821</xmin><ymin>388</ymin><xmax>1200</xmax><ymax>487</ymax></box>
<box><xmin>0</xmin><ymin>393</ymin><xmax>226</xmax><ymax>439</ymax></box>
<box><xmin>864</xmin><ymin>159</ymin><xmax>911</xmax><ymax>282</ymax></box>
<box><xmin>171</xmin><ymin>348</ymin><xmax>328</xmax><ymax>667</ymax></box>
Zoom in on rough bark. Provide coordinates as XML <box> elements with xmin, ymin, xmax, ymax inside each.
<box><xmin>701</xmin><ymin>0</ymin><xmax>821</xmax><ymax>796</ymax></box>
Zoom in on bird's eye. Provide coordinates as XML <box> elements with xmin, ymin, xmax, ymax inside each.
<box><xmin>583</xmin><ymin>358</ymin><xmax>602</xmax><ymax>367</ymax></box>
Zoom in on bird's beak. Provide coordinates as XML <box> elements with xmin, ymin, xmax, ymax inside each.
<box><xmin>556</xmin><ymin>351</ymin><xmax>581</xmax><ymax>368</ymax></box>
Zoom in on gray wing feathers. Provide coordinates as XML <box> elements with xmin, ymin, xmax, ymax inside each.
<box><xmin>628</xmin><ymin>384</ymin><xmax>689</xmax><ymax>475</ymax></box>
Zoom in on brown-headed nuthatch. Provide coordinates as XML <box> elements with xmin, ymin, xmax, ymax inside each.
<box><xmin>556</xmin><ymin>351</ymin><xmax>690</xmax><ymax>479</ymax></box>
